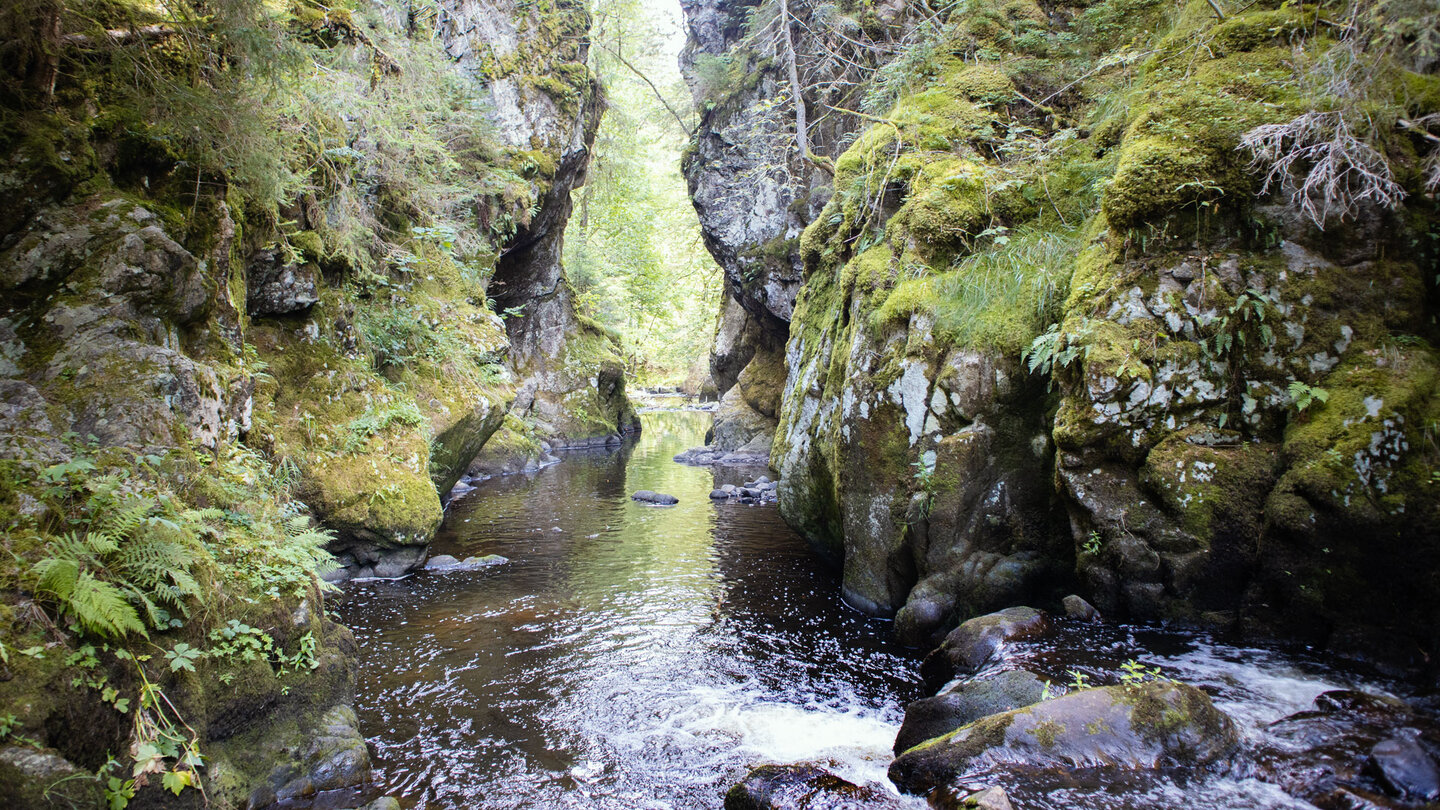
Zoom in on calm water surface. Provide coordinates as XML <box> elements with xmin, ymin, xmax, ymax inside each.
<box><xmin>339</xmin><ymin>411</ymin><xmax>925</xmax><ymax>809</ymax></box>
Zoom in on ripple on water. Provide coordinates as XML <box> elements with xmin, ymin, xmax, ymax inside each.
<box><xmin>339</xmin><ymin>411</ymin><xmax>924</xmax><ymax>809</ymax></box>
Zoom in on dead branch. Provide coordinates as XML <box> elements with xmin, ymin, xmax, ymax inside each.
<box><xmin>594</xmin><ymin>40</ymin><xmax>693</xmax><ymax>136</ymax></box>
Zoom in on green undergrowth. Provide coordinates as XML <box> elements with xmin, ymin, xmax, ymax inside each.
<box><xmin>0</xmin><ymin>437</ymin><xmax>335</xmax><ymax>804</ymax></box>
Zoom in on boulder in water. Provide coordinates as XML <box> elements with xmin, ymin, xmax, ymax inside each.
<box><xmin>724</xmin><ymin>764</ymin><xmax>904</xmax><ymax>809</ymax></box>
<box><xmin>889</xmin><ymin>681</ymin><xmax>1239</xmax><ymax>796</ymax></box>
<box><xmin>709</xmin><ymin>489</ymin><xmax>731</xmax><ymax>500</ymax></box>
<box><xmin>1368</xmin><ymin>732</ymin><xmax>1440</xmax><ymax>800</ymax></box>
<box><xmin>426</xmin><ymin>554</ymin><xmax>508</xmax><ymax>571</ymax></box>
<box><xmin>631</xmin><ymin>490</ymin><xmax>679</xmax><ymax>505</ymax></box>
<box><xmin>1063</xmin><ymin>594</ymin><xmax>1102</xmax><ymax>622</ymax></box>
<box><xmin>920</xmin><ymin>607</ymin><xmax>1050</xmax><ymax>690</ymax></box>
<box><xmin>894</xmin><ymin>670</ymin><xmax>1048</xmax><ymax>754</ymax></box>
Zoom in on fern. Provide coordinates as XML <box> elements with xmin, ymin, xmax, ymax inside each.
<box><xmin>30</xmin><ymin>487</ymin><xmax>209</xmax><ymax>639</ymax></box>
<box><xmin>33</xmin><ymin>555</ymin><xmax>146</xmax><ymax>638</ymax></box>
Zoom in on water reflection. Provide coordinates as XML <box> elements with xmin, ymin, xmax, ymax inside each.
<box><xmin>339</xmin><ymin>411</ymin><xmax>923</xmax><ymax>809</ymax></box>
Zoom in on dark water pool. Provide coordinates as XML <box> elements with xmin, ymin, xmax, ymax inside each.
<box><xmin>338</xmin><ymin>411</ymin><xmax>925</xmax><ymax>809</ymax></box>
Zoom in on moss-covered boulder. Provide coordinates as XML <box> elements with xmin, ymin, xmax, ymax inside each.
<box><xmin>894</xmin><ymin>669</ymin><xmax>1048</xmax><ymax>755</ymax></box>
<box><xmin>889</xmin><ymin>681</ymin><xmax>1239</xmax><ymax>796</ymax></box>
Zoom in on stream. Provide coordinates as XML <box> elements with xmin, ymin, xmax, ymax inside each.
<box><xmin>339</xmin><ymin>411</ymin><xmax>925</xmax><ymax>808</ymax></box>
<box><xmin>338</xmin><ymin>410</ymin><xmax>1436</xmax><ymax>810</ymax></box>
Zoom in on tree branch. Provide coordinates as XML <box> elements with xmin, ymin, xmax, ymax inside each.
<box><xmin>594</xmin><ymin>40</ymin><xmax>693</xmax><ymax>137</ymax></box>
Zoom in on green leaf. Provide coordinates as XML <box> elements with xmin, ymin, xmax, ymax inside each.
<box><xmin>161</xmin><ymin>769</ymin><xmax>192</xmax><ymax>796</ymax></box>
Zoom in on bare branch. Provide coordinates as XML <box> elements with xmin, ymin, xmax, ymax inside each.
<box><xmin>594</xmin><ymin>40</ymin><xmax>693</xmax><ymax>136</ymax></box>
<box><xmin>1241</xmin><ymin>111</ymin><xmax>1405</xmax><ymax>227</ymax></box>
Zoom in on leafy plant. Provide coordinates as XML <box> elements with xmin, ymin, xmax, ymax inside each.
<box><xmin>32</xmin><ymin>477</ymin><xmax>207</xmax><ymax>639</ymax></box>
<box><xmin>1083</xmin><ymin>530</ymin><xmax>1103</xmax><ymax>556</ymax></box>
<box><xmin>1118</xmin><ymin>658</ymin><xmax>1174</xmax><ymax>686</ymax></box>
<box><xmin>1288</xmin><ymin>381</ymin><xmax>1330</xmax><ymax>413</ymax></box>
<box><xmin>1024</xmin><ymin>321</ymin><xmax>1093</xmax><ymax>388</ymax></box>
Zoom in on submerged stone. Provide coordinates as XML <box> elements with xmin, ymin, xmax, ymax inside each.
<box><xmin>631</xmin><ymin>490</ymin><xmax>679</xmax><ymax>505</ymax></box>
<box><xmin>426</xmin><ymin>554</ymin><xmax>508</xmax><ymax>571</ymax></box>
<box><xmin>1368</xmin><ymin>733</ymin><xmax>1440</xmax><ymax>800</ymax></box>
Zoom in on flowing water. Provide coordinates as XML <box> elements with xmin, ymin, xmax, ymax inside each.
<box><xmin>338</xmin><ymin>411</ymin><xmax>926</xmax><ymax>809</ymax></box>
<box><xmin>339</xmin><ymin>409</ymin><xmax>1435</xmax><ymax>810</ymax></box>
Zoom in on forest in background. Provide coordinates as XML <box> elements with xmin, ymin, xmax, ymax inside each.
<box><xmin>564</xmin><ymin>0</ymin><xmax>721</xmax><ymax>390</ymax></box>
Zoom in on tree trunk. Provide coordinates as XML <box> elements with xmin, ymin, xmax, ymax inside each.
<box><xmin>778</xmin><ymin>0</ymin><xmax>809</xmax><ymax>160</ymax></box>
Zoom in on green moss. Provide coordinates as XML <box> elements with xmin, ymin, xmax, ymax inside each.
<box><xmin>1102</xmin><ymin>136</ymin><xmax>1241</xmax><ymax>229</ymax></box>
<box><xmin>872</xmin><ymin>276</ymin><xmax>939</xmax><ymax>331</ymax></box>
<box><xmin>942</xmin><ymin>64</ymin><xmax>1017</xmax><ymax>107</ymax></box>
<box><xmin>1030</xmin><ymin>718</ymin><xmax>1064</xmax><ymax>749</ymax></box>
<box><xmin>903</xmin><ymin>706</ymin><xmax>1017</xmax><ymax>756</ymax></box>
<box><xmin>1142</xmin><ymin>428</ymin><xmax>1278</xmax><ymax>542</ymax></box>
<box><xmin>1206</xmin><ymin>6</ymin><xmax>1317</xmax><ymax>56</ymax></box>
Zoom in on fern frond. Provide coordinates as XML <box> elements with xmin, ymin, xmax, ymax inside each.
<box><xmin>34</xmin><ymin>557</ymin><xmax>80</xmax><ymax>600</ymax></box>
<box><xmin>67</xmin><ymin>572</ymin><xmax>145</xmax><ymax>638</ymax></box>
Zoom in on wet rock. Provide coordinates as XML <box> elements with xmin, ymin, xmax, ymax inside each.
<box><xmin>889</xmin><ymin>682</ymin><xmax>1239</xmax><ymax>797</ymax></box>
<box><xmin>895</xmin><ymin>670</ymin><xmax>1048</xmax><ymax>754</ymax></box>
<box><xmin>947</xmin><ymin>787</ymin><xmax>1013</xmax><ymax>810</ymax></box>
<box><xmin>921</xmin><ymin>607</ymin><xmax>1050</xmax><ymax>691</ymax></box>
<box><xmin>425</xmin><ymin>554</ymin><xmax>508</xmax><ymax>571</ymax></box>
<box><xmin>632</xmin><ymin>490</ymin><xmax>679</xmax><ymax>505</ymax></box>
<box><xmin>1063</xmin><ymin>595</ymin><xmax>1102</xmax><ymax>622</ymax></box>
<box><xmin>269</xmin><ymin>706</ymin><xmax>371</xmax><ymax>801</ymax></box>
<box><xmin>357</xmin><ymin>799</ymin><xmax>402</xmax><ymax>810</ymax></box>
<box><xmin>1368</xmin><ymin>732</ymin><xmax>1440</xmax><ymax>800</ymax></box>
<box><xmin>710</xmin><ymin>489</ymin><xmax>731</xmax><ymax>499</ymax></box>
<box><xmin>1253</xmin><ymin>689</ymin><xmax>1430</xmax><ymax>804</ymax></box>
<box><xmin>675</xmin><ymin>445</ymin><xmax>724</xmax><ymax>465</ymax></box>
<box><xmin>724</xmin><ymin>764</ymin><xmax>904</xmax><ymax>809</ymax></box>
<box><xmin>369</xmin><ymin>546</ymin><xmax>428</xmax><ymax>579</ymax></box>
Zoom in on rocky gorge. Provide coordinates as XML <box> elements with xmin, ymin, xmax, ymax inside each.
<box><xmin>0</xmin><ymin>0</ymin><xmax>1438</xmax><ymax>807</ymax></box>
<box><xmin>679</xmin><ymin>0</ymin><xmax>1440</xmax><ymax>804</ymax></box>
<box><xmin>681</xmin><ymin>0</ymin><xmax>1440</xmax><ymax>662</ymax></box>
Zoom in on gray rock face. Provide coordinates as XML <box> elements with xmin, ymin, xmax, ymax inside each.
<box><xmin>246</xmin><ymin>248</ymin><xmax>319</xmax><ymax>315</ymax></box>
<box><xmin>894</xmin><ymin>669</ymin><xmax>1048</xmax><ymax>755</ymax></box>
<box><xmin>442</xmin><ymin>0</ymin><xmax>639</xmax><ymax>450</ymax></box>
<box><xmin>889</xmin><ymin>682</ymin><xmax>1240</xmax><ymax>797</ymax></box>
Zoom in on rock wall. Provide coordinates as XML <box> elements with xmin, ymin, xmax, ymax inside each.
<box><xmin>0</xmin><ymin>0</ymin><xmax>626</xmax><ymax>805</ymax></box>
<box><xmin>685</xmin><ymin>0</ymin><xmax>1440</xmax><ymax>663</ymax></box>
<box><xmin>679</xmin><ymin>0</ymin><xmax>919</xmax><ymax>451</ymax></box>
<box><xmin>443</xmin><ymin>0</ymin><xmax>639</xmax><ymax>450</ymax></box>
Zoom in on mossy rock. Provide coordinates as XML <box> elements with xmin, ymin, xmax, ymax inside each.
<box><xmin>889</xmin><ymin>681</ymin><xmax>1238</xmax><ymax>796</ymax></box>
